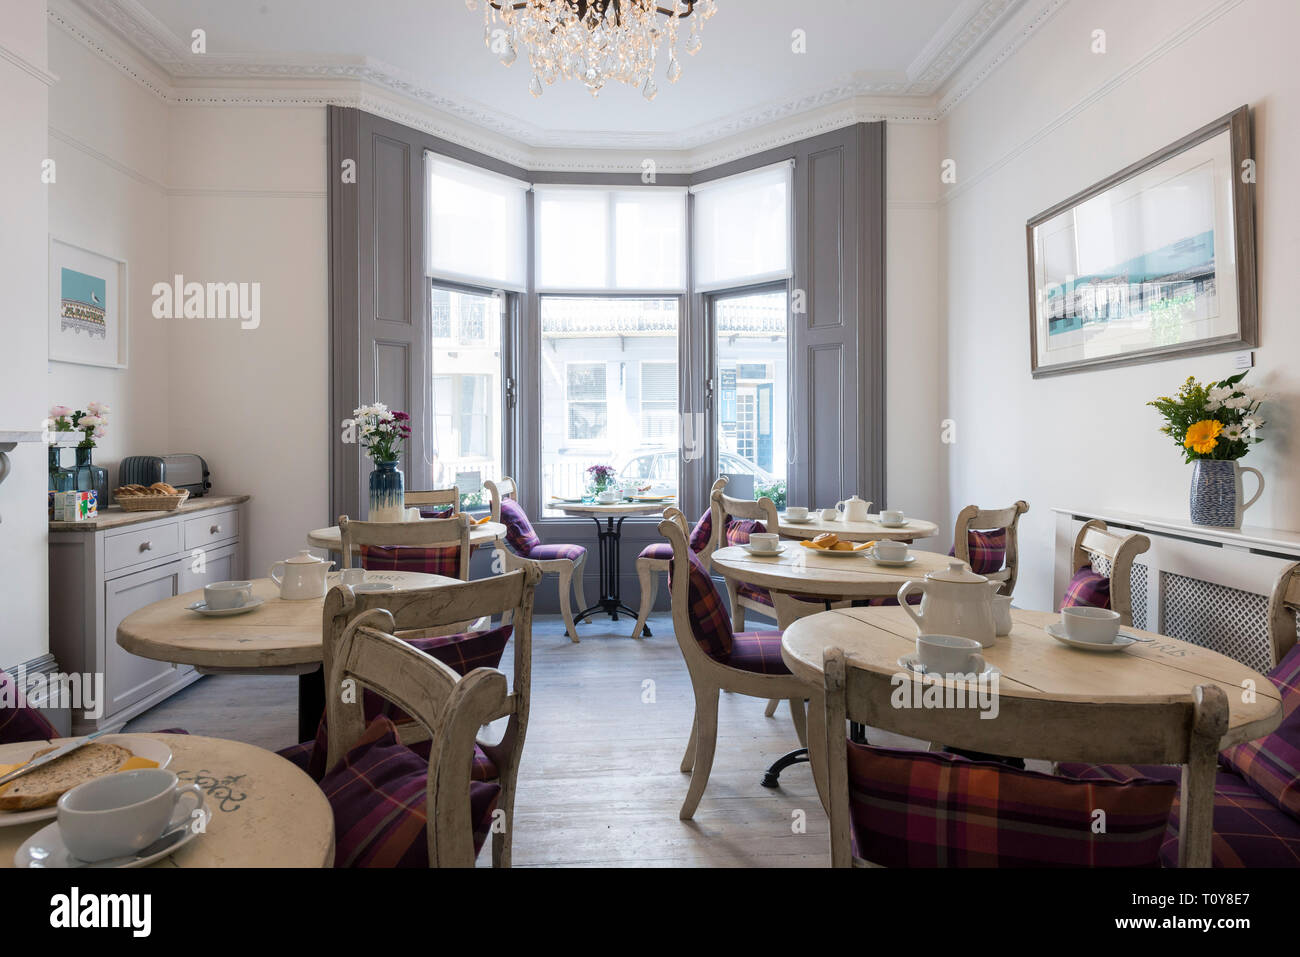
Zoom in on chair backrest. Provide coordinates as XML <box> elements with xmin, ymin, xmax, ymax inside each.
<box><xmin>709</xmin><ymin>484</ymin><xmax>780</xmax><ymax>551</ymax></box>
<box><xmin>484</xmin><ymin>477</ymin><xmax>518</xmax><ymax>524</ymax></box>
<box><xmin>1070</xmin><ymin>519</ymin><xmax>1151</xmax><ymax>628</ymax></box>
<box><xmin>660</xmin><ymin>517</ymin><xmax>731</xmax><ymax>674</ymax></box>
<box><xmin>1267</xmin><ymin>561</ymin><xmax>1300</xmax><ymax>668</ymax></box>
<box><xmin>337</xmin><ymin>513</ymin><xmax>473</xmax><ymax>578</ymax></box>
<box><xmin>405</xmin><ymin>487</ymin><xmax>459</xmax><ymax>515</ymax></box>
<box><xmin>821</xmin><ymin>646</ymin><xmax>1227</xmax><ymax>868</ymax></box>
<box><xmin>952</xmin><ymin>501</ymin><xmax>1029</xmax><ymax>595</ymax></box>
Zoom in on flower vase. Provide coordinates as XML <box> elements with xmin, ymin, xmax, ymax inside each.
<box><xmin>368</xmin><ymin>459</ymin><xmax>405</xmax><ymax>523</ymax></box>
<box><xmin>48</xmin><ymin>447</ymin><xmax>73</xmax><ymax>518</ymax></box>
<box><xmin>73</xmin><ymin>447</ymin><xmax>108</xmax><ymax>512</ymax></box>
<box><xmin>1189</xmin><ymin>459</ymin><xmax>1264</xmax><ymax>528</ymax></box>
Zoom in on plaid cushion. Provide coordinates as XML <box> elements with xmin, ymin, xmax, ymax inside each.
<box><xmin>417</xmin><ymin>506</ymin><xmax>454</xmax><ymax>519</ymax></box>
<box><xmin>281</xmin><ymin>737</ymin><xmax>498</xmax><ymax>784</ymax></box>
<box><xmin>1061</xmin><ymin>566</ymin><xmax>1111</xmax><ymax>610</ymax></box>
<box><xmin>527</xmin><ymin>543</ymin><xmax>586</xmax><ymax>562</ymax></box>
<box><xmin>726</xmin><ymin>631</ymin><xmax>791</xmax><ymax>675</ymax></box>
<box><xmin>360</xmin><ymin>543</ymin><xmax>463</xmax><ymax>580</ymax></box>
<box><xmin>0</xmin><ymin>668</ymin><xmax>57</xmax><ymax>745</ymax></box>
<box><xmin>847</xmin><ymin>744</ymin><xmax>1175</xmax><ymax>867</ymax></box>
<box><xmin>1058</xmin><ymin>761</ymin><xmax>1300</xmax><ymax>867</ymax></box>
<box><xmin>321</xmin><ymin>716</ymin><xmax>499</xmax><ymax>867</ymax></box>
<box><xmin>1219</xmin><ymin>642</ymin><xmax>1300</xmax><ymax>819</ymax></box>
<box><xmin>688</xmin><ymin>509</ymin><xmax>713</xmax><ymax>553</ymax></box>
<box><xmin>725</xmin><ymin>519</ymin><xmax>766</xmax><ymax>546</ymax></box>
<box><xmin>639</xmin><ymin>542</ymin><xmax>673</xmax><ymax>561</ymax></box>
<box><xmin>667</xmin><ymin>549</ymin><xmax>733</xmax><ymax>659</ymax></box>
<box><xmin>948</xmin><ymin>527</ymin><xmax>1007</xmax><ymax>576</ymax></box>
<box><xmin>736</xmin><ymin>581</ymin><xmax>774</xmax><ymax>607</ymax></box>
<box><xmin>499</xmin><ymin>497</ymin><xmax>541</xmax><ymax>556</ymax></box>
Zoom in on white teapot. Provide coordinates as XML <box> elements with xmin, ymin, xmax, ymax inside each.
<box><xmin>269</xmin><ymin>550</ymin><xmax>335</xmax><ymax>601</ymax></box>
<box><xmin>836</xmin><ymin>495</ymin><xmax>872</xmax><ymax>523</ymax></box>
<box><xmin>897</xmin><ymin>561</ymin><xmax>1001</xmax><ymax>646</ymax></box>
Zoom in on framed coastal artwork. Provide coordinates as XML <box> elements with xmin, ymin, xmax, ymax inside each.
<box><xmin>1026</xmin><ymin>106</ymin><xmax>1257</xmax><ymax>377</ymax></box>
<box><xmin>48</xmin><ymin>237</ymin><xmax>129</xmax><ymax>369</ymax></box>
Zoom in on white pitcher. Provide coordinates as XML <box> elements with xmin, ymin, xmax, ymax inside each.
<box><xmin>836</xmin><ymin>495</ymin><xmax>872</xmax><ymax>523</ymax></box>
<box><xmin>897</xmin><ymin>561</ymin><xmax>1001</xmax><ymax>647</ymax></box>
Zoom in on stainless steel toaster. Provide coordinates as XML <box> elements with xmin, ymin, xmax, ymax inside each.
<box><xmin>119</xmin><ymin>453</ymin><xmax>212</xmax><ymax>497</ymax></box>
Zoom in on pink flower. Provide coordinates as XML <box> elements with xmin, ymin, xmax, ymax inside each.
<box><xmin>49</xmin><ymin>405</ymin><xmax>72</xmax><ymax>418</ymax></box>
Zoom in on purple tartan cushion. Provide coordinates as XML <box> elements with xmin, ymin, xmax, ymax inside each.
<box><xmin>360</xmin><ymin>543</ymin><xmax>463</xmax><ymax>580</ymax></box>
<box><xmin>499</xmin><ymin>497</ymin><xmax>541</xmax><ymax>556</ymax></box>
<box><xmin>736</xmin><ymin>581</ymin><xmax>774</xmax><ymax>607</ymax></box>
<box><xmin>727</xmin><ymin>631</ymin><xmax>791</xmax><ymax>675</ymax></box>
<box><xmin>280</xmin><ymin>737</ymin><xmax>498</xmax><ymax>785</ymax></box>
<box><xmin>1219</xmin><ymin>642</ymin><xmax>1300</xmax><ymax>819</ymax></box>
<box><xmin>725</xmin><ymin>519</ymin><xmax>766</xmax><ymax>547</ymax></box>
<box><xmin>321</xmin><ymin>716</ymin><xmax>499</xmax><ymax>867</ymax></box>
<box><xmin>948</xmin><ymin>527</ymin><xmax>1007</xmax><ymax>576</ymax></box>
<box><xmin>847</xmin><ymin>744</ymin><xmax>1175</xmax><ymax>867</ymax></box>
<box><xmin>638</xmin><ymin>542</ymin><xmax>673</xmax><ymax>561</ymax></box>
<box><xmin>667</xmin><ymin>549</ymin><xmax>733</xmax><ymax>660</ymax></box>
<box><xmin>1061</xmin><ymin>566</ymin><xmax>1111</xmax><ymax>610</ymax></box>
<box><xmin>688</xmin><ymin>509</ymin><xmax>713</xmax><ymax>553</ymax></box>
<box><xmin>1058</xmin><ymin>761</ymin><xmax>1300</xmax><ymax>868</ymax></box>
<box><xmin>527</xmin><ymin>543</ymin><xmax>586</xmax><ymax>562</ymax></box>
<box><xmin>417</xmin><ymin>506</ymin><xmax>454</xmax><ymax>519</ymax></box>
<box><xmin>0</xmin><ymin>668</ymin><xmax>57</xmax><ymax>745</ymax></box>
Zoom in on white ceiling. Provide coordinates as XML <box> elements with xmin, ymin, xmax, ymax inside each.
<box><xmin>71</xmin><ymin>0</ymin><xmax>1029</xmax><ymax>150</ymax></box>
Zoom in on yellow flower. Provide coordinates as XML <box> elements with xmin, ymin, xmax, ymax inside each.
<box><xmin>1183</xmin><ymin>419</ymin><xmax>1223</xmax><ymax>455</ymax></box>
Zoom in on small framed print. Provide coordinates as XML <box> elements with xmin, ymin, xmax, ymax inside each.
<box><xmin>1027</xmin><ymin>106</ymin><xmax>1257</xmax><ymax>377</ymax></box>
<box><xmin>49</xmin><ymin>237</ymin><xmax>129</xmax><ymax>369</ymax></box>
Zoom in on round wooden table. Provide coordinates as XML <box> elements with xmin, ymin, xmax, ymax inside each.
<box><xmin>777</xmin><ymin>511</ymin><xmax>939</xmax><ymax>542</ymax></box>
<box><xmin>0</xmin><ymin>733</ymin><xmax>334</xmax><ymax>868</ymax></box>
<box><xmin>551</xmin><ymin>500</ymin><xmax>668</xmax><ymax>634</ymax></box>
<box><xmin>307</xmin><ymin>520</ymin><xmax>506</xmax><ymax>553</ymax></box>
<box><xmin>782</xmin><ymin>604</ymin><xmax>1285</xmax><ymax>808</ymax></box>
<box><xmin>117</xmin><ymin>570</ymin><xmax>456</xmax><ymax>740</ymax></box>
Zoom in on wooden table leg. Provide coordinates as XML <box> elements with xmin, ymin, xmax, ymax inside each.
<box><xmin>298</xmin><ymin>667</ymin><xmax>324</xmax><ymax>743</ymax></box>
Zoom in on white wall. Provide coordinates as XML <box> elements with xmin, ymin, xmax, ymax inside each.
<box><xmin>940</xmin><ymin>0</ymin><xmax>1300</xmax><ymax>611</ymax></box>
<box><xmin>0</xmin><ymin>1</ymin><xmax>51</xmax><ymax>666</ymax></box>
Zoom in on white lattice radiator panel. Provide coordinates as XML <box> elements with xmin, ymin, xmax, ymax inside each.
<box><xmin>1159</xmin><ymin>572</ymin><xmax>1272</xmax><ymax>674</ymax></box>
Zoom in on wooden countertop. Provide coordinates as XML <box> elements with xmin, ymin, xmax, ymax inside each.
<box><xmin>49</xmin><ymin>494</ymin><xmax>251</xmax><ymax>531</ymax></box>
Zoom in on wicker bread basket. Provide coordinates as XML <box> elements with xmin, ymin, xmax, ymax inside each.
<box><xmin>114</xmin><ymin>490</ymin><xmax>190</xmax><ymax>512</ymax></box>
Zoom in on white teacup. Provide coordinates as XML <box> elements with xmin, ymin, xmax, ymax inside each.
<box><xmin>992</xmin><ymin>593</ymin><xmax>1013</xmax><ymax>636</ymax></box>
<box><xmin>204</xmin><ymin>580</ymin><xmax>253</xmax><ymax>610</ymax></box>
<box><xmin>785</xmin><ymin>506</ymin><xmax>809</xmax><ymax>521</ymax></box>
<box><xmin>748</xmin><ymin>532</ymin><xmax>780</xmax><ymax>553</ymax></box>
<box><xmin>916</xmin><ymin>634</ymin><xmax>985</xmax><ymax>675</ymax></box>
<box><xmin>820</xmin><ymin>507</ymin><xmax>839</xmax><ymax>522</ymax></box>
<box><xmin>881</xmin><ymin>509</ymin><xmax>906</xmax><ymax>526</ymax></box>
<box><xmin>1062</xmin><ymin>606</ymin><xmax>1121</xmax><ymax>644</ymax></box>
<box><xmin>57</xmin><ymin>768</ymin><xmax>204</xmax><ymax>863</ymax></box>
<box><xmin>621</xmin><ymin>487</ymin><xmax>637</xmax><ymax>500</ymax></box>
<box><xmin>596</xmin><ymin>489</ymin><xmax>620</xmax><ymax>504</ymax></box>
<box><xmin>873</xmin><ymin>540</ymin><xmax>909</xmax><ymax>562</ymax></box>
<box><xmin>340</xmin><ymin>568</ymin><xmax>366</xmax><ymax>587</ymax></box>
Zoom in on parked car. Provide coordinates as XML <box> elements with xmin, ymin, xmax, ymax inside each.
<box><xmin>617</xmin><ymin>449</ymin><xmax>777</xmax><ymax>490</ymax></box>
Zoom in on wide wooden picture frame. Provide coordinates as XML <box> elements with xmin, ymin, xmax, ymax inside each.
<box><xmin>1027</xmin><ymin>106</ymin><xmax>1257</xmax><ymax>377</ymax></box>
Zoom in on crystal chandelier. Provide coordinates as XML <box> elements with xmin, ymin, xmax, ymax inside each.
<box><xmin>467</xmin><ymin>0</ymin><xmax>718</xmax><ymax>100</ymax></box>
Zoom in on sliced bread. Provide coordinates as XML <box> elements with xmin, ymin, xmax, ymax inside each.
<box><xmin>0</xmin><ymin>742</ymin><xmax>133</xmax><ymax>811</ymax></box>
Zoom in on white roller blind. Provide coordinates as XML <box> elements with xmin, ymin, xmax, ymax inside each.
<box><xmin>535</xmin><ymin>186</ymin><xmax>686</xmax><ymax>291</ymax></box>
<box><xmin>425</xmin><ymin>152</ymin><xmax>528</xmax><ymax>290</ymax></box>
<box><xmin>691</xmin><ymin>161</ymin><xmax>793</xmax><ymax>292</ymax></box>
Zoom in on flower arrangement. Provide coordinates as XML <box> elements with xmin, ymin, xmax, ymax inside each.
<box><xmin>49</xmin><ymin>402</ymin><xmax>110</xmax><ymax>449</ymax></box>
<box><xmin>585</xmin><ymin>463</ymin><xmax>616</xmax><ymax>494</ymax></box>
<box><xmin>352</xmin><ymin>403</ymin><xmax>411</xmax><ymax>463</ymax></box>
<box><xmin>1147</xmin><ymin>373</ymin><xmax>1265</xmax><ymax>463</ymax></box>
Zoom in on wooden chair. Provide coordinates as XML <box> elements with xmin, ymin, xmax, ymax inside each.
<box><xmin>662</xmin><ymin>518</ymin><xmax>809</xmax><ymax>820</ymax></box>
<box><xmin>338</xmin><ymin>512</ymin><xmax>473</xmax><ymax>580</ymax></box>
<box><xmin>631</xmin><ymin>478</ymin><xmax>729</xmax><ymax>640</ymax></box>
<box><xmin>822</xmin><ymin>646</ymin><xmax>1227</xmax><ymax>867</ymax></box>
<box><xmin>485</xmin><ymin>477</ymin><xmax>587</xmax><ymax>643</ymax></box>
<box><xmin>405</xmin><ymin>486</ymin><xmax>459</xmax><ymax>516</ymax></box>
<box><xmin>322</xmin><ymin>566</ymin><xmax>541</xmax><ymax>866</ymax></box>
<box><xmin>1068</xmin><ymin>519</ymin><xmax>1151</xmax><ymax>628</ymax></box>
<box><xmin>710</xmin><ymin>485</ymin><xmax>781</xmax><ymax>632</ymax></box>
<box><xmin>1266</xmin><ymin>561</ymin><xmax>1300</xmax><ymax>669</ymax></box>
<box><xmin>952</xmin><ymin>501</ymin><xmax>1030</xmax><ymax>596</ymax></box>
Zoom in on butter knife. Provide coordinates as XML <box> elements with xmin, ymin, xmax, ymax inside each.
<box><xmin>0</xmin><ymin>728</ymin><xmax>114</xmax><ymax>789</ymax></box>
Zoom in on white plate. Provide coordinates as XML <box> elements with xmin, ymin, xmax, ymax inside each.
<box><xmin>186</xmin><ymin>598</ymin><xmax>264</xmax><ymax>617</ymax></box>
<box><xmin>868</xmin><ymin>552</ymin><xmax>916</xmax><ymax>567</ymax></box>
<box><xmin>782</xmin><ymin>516</ymin><xmax>814</xmax><ymax>524</ymax></box>
<box><xmin>1045</xmin><ymin>622</ymin><xmax>1136</xmax><ymax>652</ymax></box>
<box><xmin>0</xmin><ymin>735</ymin><xmax>174</xmax><ymax>828</ymax></box>
<box><xmin>15</xmin><ymin>819</ymin><xmax>199</xmax><ymax>868</ymax></box>
<box><xmin>805</xmin><ymin>546</ymin><xmax>869</xmax><ymax>558</ymax></box>
<box><xmin>897</xmin><ymin>653</ymin><xmax>1001</xmax><ymax>680</ymax></box>
<box><xmin>743</xmin><ymin>543</ymin><xmax>786</xmax><ymax>556</ymax></box>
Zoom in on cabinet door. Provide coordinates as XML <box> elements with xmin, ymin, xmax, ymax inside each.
<box><xmin>103</xmin><ymin>561</ymin><xmax>184</xmax><ymax>719</ymax></box>
<box><xmin>177</xmin><ymin>542</ymin><xmax>239</xmax><ymax>594</ymax></box>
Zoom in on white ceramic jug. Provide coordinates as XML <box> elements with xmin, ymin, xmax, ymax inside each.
<box><xmin>897</xmin><ymin>561</ymin><xmax>1001</xmax><ymax>646</ymax></box>
<box><xmin>836</xmin><ymin>495</ymin><xmax>872</xmax><ymax>523</ymax></box>
<box><xmin>269</xmin><ymin>550</ymin><xmax>335</xmax><ymax>601</ymax></box>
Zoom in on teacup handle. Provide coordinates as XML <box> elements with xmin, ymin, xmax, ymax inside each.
<box><xmin>268</xmin><ymin>562</ymin><xmax>285</xmax><ymax>587</ymax></box>
<box><xmin>967</xmin><ymin>654</ymin><xmax>986</xmax><ymax>675</ymax></box>
<box><xmin>168</xmin><ymin>783</ymin><xmax>205</xmax><ymax>831</ymax></box>
<box><xmin>898</xmin><ymin>581</ymin><xmax>924</xmax><ymax>628</ymax></box>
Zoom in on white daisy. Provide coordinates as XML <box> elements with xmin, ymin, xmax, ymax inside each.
<box><xmin>1221</xmin><ymin>424</ymin><xmax>1245</xmax><ymax>441</ymax></box>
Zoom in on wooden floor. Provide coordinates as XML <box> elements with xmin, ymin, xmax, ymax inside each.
<box><xmin>123</xmin><ymin>611</ymin><xmax>924</xmax><ymax>867</ymax></box>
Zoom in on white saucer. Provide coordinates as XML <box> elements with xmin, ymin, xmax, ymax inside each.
<box><xmin>187</xmin><ymin>598</ymin><xmax>264</xmax><ymax>617</ymax></box>
<box><xmin>1046</xmin><ymin>622</ymin><xmax>1136</xmax><ymax>652</ymax></box>
<box><xmin>878</xmin><ymin>520</ymin><xmax>910</xmax><ymax>528</ymax></box>
<box><xmin>897</xmin><ymin>653</ymin><xmax>1001</xmax><ymax>679</ymax></box>
<box><xmin>15</xmin><ymin>819</ymin><xmax>199</xmax><ymax>868</ymax></box>
<box><xmin>783</xmin><ymin>516</ymin><xmax>813</xmax><ymax>524</ymax></box>
<box><xmin>868</xmin><ymin>551</ymin><xmax>916</xmax><ymax>567</ymax></box>
<box><xmin>743</xmin><ymin>543</ymin><xmax>786</xmax><ymax>556</ymax></box>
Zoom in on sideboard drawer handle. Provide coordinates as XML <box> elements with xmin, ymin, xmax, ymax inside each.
<box><xmin>210</xmin><ymin>524</ymin><xmax>222</xmax><ymax>534</ymax></box>
<box><xmin>139</xmin><ymin>541</ymin><xmax>153</xmax><ymax>552</ymax></box>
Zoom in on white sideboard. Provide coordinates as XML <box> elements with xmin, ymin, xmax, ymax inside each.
<box><xmin>1053</xmin><ymin>506</ymin><xmax>1299</xmax><ymax>673</ymax></box>
<box><xmin>48</xmin><ymin>495</ymin><xmax>249</xmax><ymax>733</ymax></box>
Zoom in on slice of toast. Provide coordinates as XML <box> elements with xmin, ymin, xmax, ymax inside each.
<box><xmin>0</xmin><ymin>742</ymin><xmax>133</xmax><ymax>811</ymax></box>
